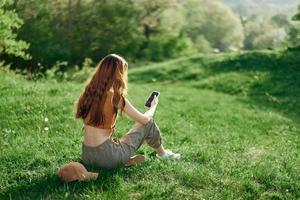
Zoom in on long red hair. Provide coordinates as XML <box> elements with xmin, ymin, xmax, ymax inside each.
<box><xmin>75</xmin><ymin>54</ymin><xmax>128</xmax><ymax>126</ymax></box>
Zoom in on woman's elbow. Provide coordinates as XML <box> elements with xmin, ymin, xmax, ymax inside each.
<box><xmin>139</xmin><ymin>116</ymin><xmax>152</xmax><ymax>125</ymax></box>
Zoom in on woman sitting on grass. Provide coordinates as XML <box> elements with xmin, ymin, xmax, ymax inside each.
<box><xmin>75</xmin><ymin>54</ymin><xmax>180</xmax><ymax>168</ymax></box>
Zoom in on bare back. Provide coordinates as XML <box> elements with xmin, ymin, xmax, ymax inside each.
<box><xmin>83</xmin><ymin>125</ymin><xmax>113</xmax><ymax>146</ymax></box>
<box><xmin>83</xmin><ymin>93</ymin><xmax>153</xmax><ymax>147</ymax></box>
<box><xmin>83</xmin><ymin>89</ymin><xmax>116</xmax><ymax>147</ymax></box>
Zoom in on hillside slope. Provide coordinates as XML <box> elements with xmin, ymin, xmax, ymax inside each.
<box><xmin>0</xmin><ymin>50</ymin><xmax>299</xmax><ymax>199</ymax></box>
<box><xmin>129</xmin><ymin>50</ymin><xmax>300</xmax><ymax>122</ymax></box>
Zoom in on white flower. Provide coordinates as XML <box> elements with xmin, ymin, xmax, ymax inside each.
<box><xmin>44</xmin><ymin>117</ymin><xmax>49</xmax><ymax>122</ymax></box>
<box><xmin>44</xmin><ymin>127</ymin><xmax>49</xmax><ymax>131</ymax></box>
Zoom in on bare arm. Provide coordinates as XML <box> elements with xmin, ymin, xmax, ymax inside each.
<box><xmin>143</xmin><ymin>95</ymin><xmax>158</xmax><ymax>118</ymax></box>
<box><xmin>121</xmin><ymin>96</ymin><xmax>159</xmax><ymax>125</ymax></box>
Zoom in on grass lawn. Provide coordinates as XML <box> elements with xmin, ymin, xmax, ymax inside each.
<box><xmin>0</xmin><ymin>50</ymin><xmax>299</xmax><ymax>199</ymax></box>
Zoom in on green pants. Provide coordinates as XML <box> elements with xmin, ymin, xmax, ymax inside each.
<box><xmin>82</xmin><ymin>118</ymin><xmax>162</xmax><ymax>168</ymax></box>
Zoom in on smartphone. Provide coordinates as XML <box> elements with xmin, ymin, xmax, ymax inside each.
<box><xmin>145</xmin><ymin>91</ymin><xmax>160</xmax><ymax>108</ymax></box>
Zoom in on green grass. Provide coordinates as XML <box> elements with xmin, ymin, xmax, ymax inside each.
<box><xmin>0</xmin><ymin>50</ymin><xmax>299</xmax><ymax>199</ymax></box>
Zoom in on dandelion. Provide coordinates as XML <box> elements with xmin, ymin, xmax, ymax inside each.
<box><xmin>44</xmin><ymin>117</ymin><xmax>49</xmax><ymax>122</ymax></box>
<box><xmin>44</xmin><ymin>127</ymin><xmax>49</xmax><ymax>131</ymax></box>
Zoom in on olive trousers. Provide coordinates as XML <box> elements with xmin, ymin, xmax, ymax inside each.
<box><xmin>82</xmin><ymin>118</ymin><xmax>162</xmax><ymax>168</ymax></box>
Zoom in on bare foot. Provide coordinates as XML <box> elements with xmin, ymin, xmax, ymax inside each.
<box><xmin>124</xmin><ymin>155</ymin><xmax>145</xmax><ymax>166</ymax></box>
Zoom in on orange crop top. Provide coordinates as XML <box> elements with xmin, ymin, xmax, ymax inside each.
<box><xmin>83</xmin><ymin>89</ymin><xmax>117</xmax><ymax>130</ymax></box>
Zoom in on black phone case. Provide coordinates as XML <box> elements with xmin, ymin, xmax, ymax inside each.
<box><xmin>145</xmin><ymin>91</ymin><xmax>159</xmax><ymax>107</ymax></box>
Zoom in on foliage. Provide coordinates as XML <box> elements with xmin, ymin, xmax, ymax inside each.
<box><xmin>0</xmin><ymin>0</ymin><xmax>29</xmax><ymax>60</ymax></box>
<box><xmin>132</xmin><ymin>0</ymin><xmax>194</xmax><ymax>60</ymax></box>
<box><xmin>182</xmin><ymin>0</ymin><xmax>244</xmax><ymax>51</ymax></box>
<box><xmin>140</xmin><ymin>33</ymin><xmax>195</xmax><ymax>61</ymax></box>
<box><xmin>2</xmin><ymin>0</ymin><xmax>299</xmax><ymax>74</ymax></box>
<box><xmin>252</xmin><ymin>28</ymin><xmax>287</xmax><ymax>49</ymax></box>
<box><xmin>14</xmin><ymin>0</ymin><xmax>143</xmax><ymax>70</ymax></box>
<box><xmin>222</xmin><ymin>0</ymin><xmax>299</xmax><ymax>18</ymax></box>
<box><xmin>12</xmin><ymin>0</ymin><xmax>194</xmax><ymax>70</ymax></box>
<box><xmin>292</xmin><ymin>5</ymin><xmax>300</xmax><ymax>21</ymax></box>
<box><xmin>193</xmin><ymin>35</ymin><xmax>212</xmax><ymax>53</ymax></box>
<box><xmin>243</xmin><ymin>15</ymin><xmax>290</xmax><ymax>50</ymax></box>
<box><xmin>287</xmin><ymin>5</ymin><xmax>300</xmax><ymax>48</ymax></box>
<box><xmin>46</xmin><ymin>58</ymin><xmax>95</xmax><ymax>82</ymax></box>
<box><xmin>287</xmin><ymin>24</ymin><xmax>300</xmax><ymax>48</ymax></box>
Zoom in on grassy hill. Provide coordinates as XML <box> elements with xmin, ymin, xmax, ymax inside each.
<box><xmin>0</xmin><ymin>50</ymin><xmax>299</xmax><ymax>199</ymax></box>
<box><xmin>130</xmin><ymin>50</ymin><xmax>300</xmax><ymax>122</ymax></box>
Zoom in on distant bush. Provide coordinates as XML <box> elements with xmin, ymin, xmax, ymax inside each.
<box><xmin>70</xmin><ymin>58</ymin><xmax>95</xmax><ymax>83</ymax></box>
<box><xmin>194</xmin><ymin>36</ymin><xmax>212</xmax><ymax>53</ymax></box>
<box><xmin>141</xmin><ymin>34</ymin><xmax>196</xmax><ymax>61</ymax></box>
<box><xmin>287</xmin><ymin>5</ymin><xmax>300</xmax><ymax>48</ymax></box>
<box><xmin>46</xmin><ymin>58</ymin><xmax>94</xmax><ymax>83</ymax></box>
<box><xmin>244</xmin><ymin>15</ymin><xmax>290</xmax><ymax>50</ymax></box>
<box><xmin>182</xmin><ymin>0</ymin><xmax>244</xmax><ymax>51</ymax></box>
<box><xmin>0</xmin><ymin>0</ymin><xmax>30</xmax><ymax>60</ymax></box>
<box><xmin>252</xmin><ymin>28</ymin><xmax>287</xmax><ymax>49</ymax></box>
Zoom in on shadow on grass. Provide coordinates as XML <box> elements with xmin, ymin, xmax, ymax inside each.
<box><xmin>0</xmin><ymin>160</ymin><xmax>143</xmax><ymax>199</ymax></box>
<box><xmin>130</xmin><ymin>49</ymin><xmax>300</xmax><ymax>123</ymax></box>
<box><xmin>147</xmin><ymin>50</ymin><xmax>300</xmax><ymax>124</ymax></box>
<box><xmin>207</xmin><ymin>50</ymin><xmax>300</xmax><ymax>123</ymax></box>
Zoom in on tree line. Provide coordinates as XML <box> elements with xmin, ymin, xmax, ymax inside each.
<box><xmin>0</xmin><ymin>0</ymin><xmax>299</xmax><ymax>73</ymax></box>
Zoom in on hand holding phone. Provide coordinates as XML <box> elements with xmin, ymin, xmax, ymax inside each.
<box><xmin>145</xmin><ymin>91</ymin><xmax>160</xmax><ymax>108</ymax></box>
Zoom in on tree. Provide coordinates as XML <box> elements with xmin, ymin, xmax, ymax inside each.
<box><xmin>84</xmin><ymin>0</ymin><xmax>143</xmax><ymax>62</ymax></box>
<box><xmin>242</xmin><ymin>13</ymin><xmax>293</xmax><ymax>50</ymax></box>
<box><xmin>0</xmin><ymin>0</ymin><xmax>29</xmax><ymax>61</ymax></box>
<box><xmin>14</xmin><ymin>0</ymin><xmax>67</xmax><ymax>70</ymax></box>
<box><xmin>132</xmin><ymin>0</ymin><xmax>192</xmax><ymax>60</ymax></box>
<box><xmin>182</xmin><ymin>0</ymin><xmax>244</xmax><ymax>51</ymax></box>
<box><xmin>132</xmin><ymin>0</ymin><xmax>183</xmax><ymax>39</ymax></box>
<box><xmin>292</xmin><ymin>5</ymin><xmax>300</xmax><ymax>21</ymax></box>
<box><xmin>252</xmin><ymin>28</ymin><xmax>287</xmax><ymax>49</ymax></box>
<box><xmin>14</xmin><ymin>0</ymin><xmax>145</xmax><ymax>69</ymax></box>
<box><xmin>288</xmin><ymin>5</ymin><xmax>300</xmax><ymax>48</ymax></box>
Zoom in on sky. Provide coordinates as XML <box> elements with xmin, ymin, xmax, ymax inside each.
<box><xmin>221</xmin><ymin>0</ymin><xmax>299</xmax><ymax>17</ymax></box>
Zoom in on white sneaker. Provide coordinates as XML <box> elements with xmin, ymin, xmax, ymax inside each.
<box><xmin>156</xmin><ymin>149</ymin><xmax>181</xmax><ymax>160</ymax></box>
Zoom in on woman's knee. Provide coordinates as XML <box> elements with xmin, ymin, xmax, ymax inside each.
<box><xmin>149</xmin><ymin>119</ymin><xmax>160</xmax><ymax>134</ymax></box>
<box><xmin>144</xmin><ymin>119</ymin><xmax>162</xmax><ymax>148</ymax></box>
